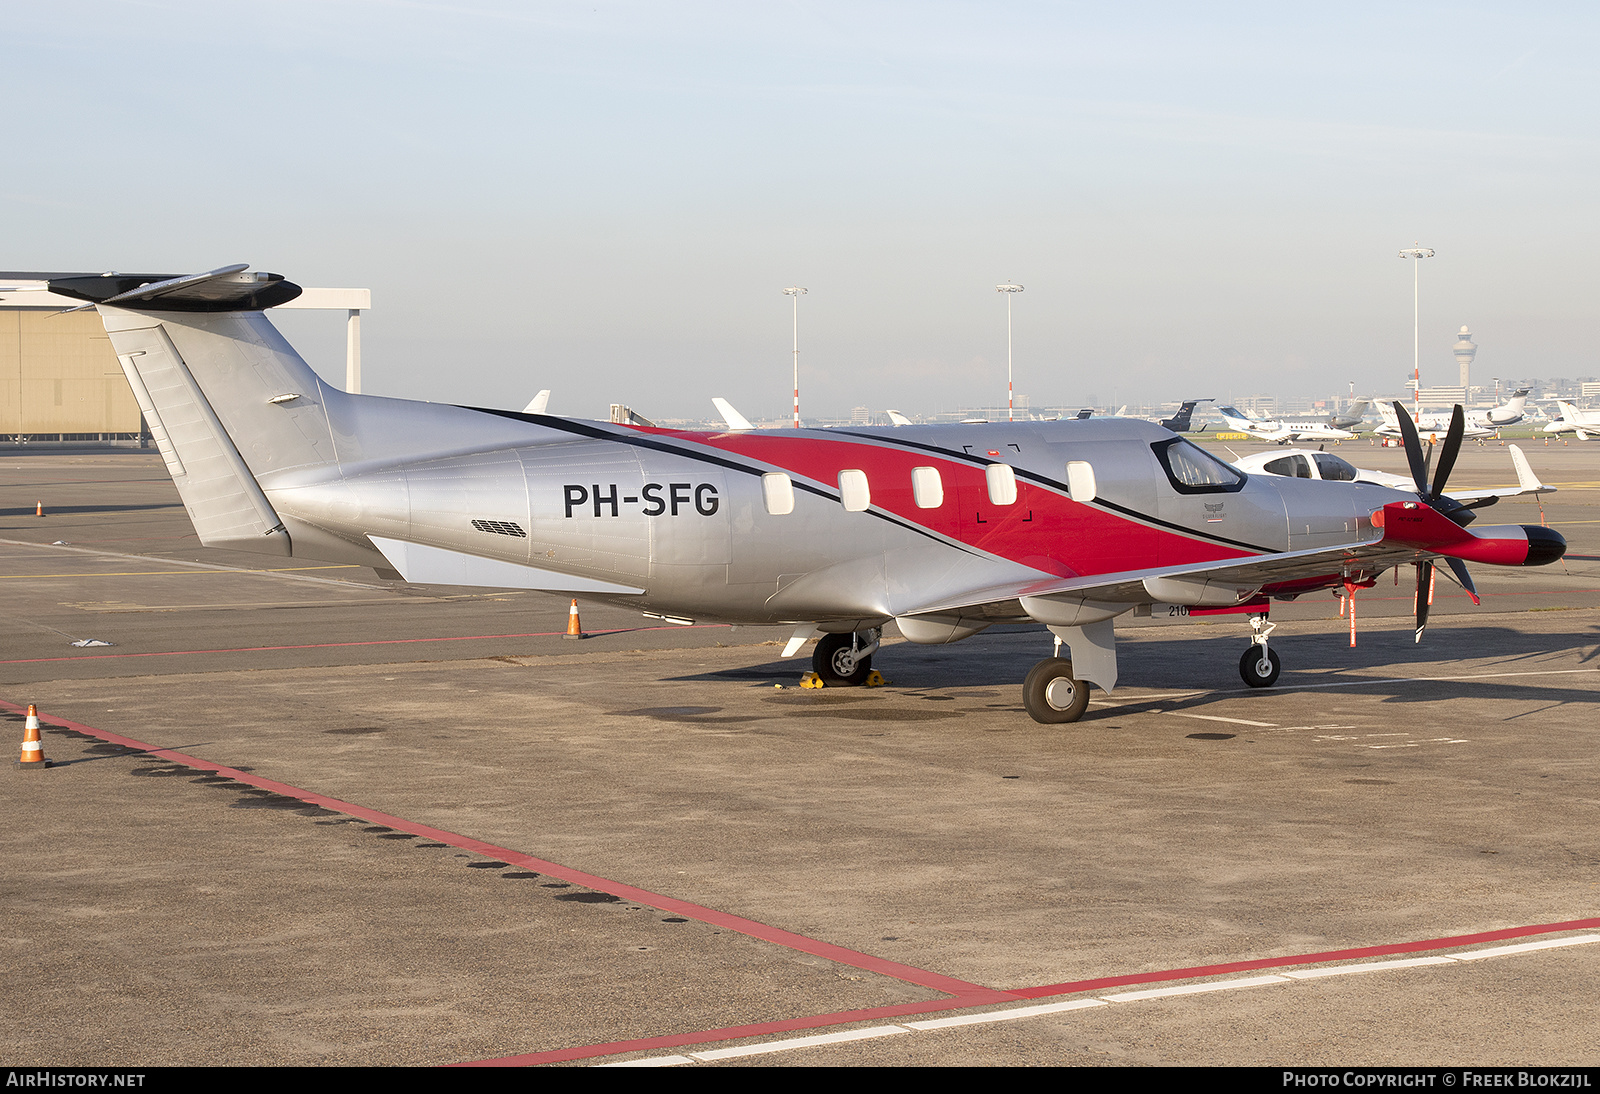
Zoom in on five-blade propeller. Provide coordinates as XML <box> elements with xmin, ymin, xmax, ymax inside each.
<box><xmin>1390</xmin><ymin>402</ymin><xmax>1480</xmax><ymax>643</ymax></box>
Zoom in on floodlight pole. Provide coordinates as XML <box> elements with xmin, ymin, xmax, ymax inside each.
<box><xmin>1398</xmin><ymin>246</ymin><xmax>1434</xmax><ymax>422</ymax></box>
<box><xmin>997</xmin><ymin>282</ymin><xmax>1024</xmax><ymax>421</ymax></box>
<box><xmin>783</xmin><ymin>287</ymin><xmax>806</xmax><ymax>428</ymax></box>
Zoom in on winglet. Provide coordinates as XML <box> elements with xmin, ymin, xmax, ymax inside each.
<box><xmin>1507</xmin><ymin>445</ymin><xmax>1553</xmax><ymax>493</ymax></box>
<box><xmin>712</xmin><ymin>397</ymin><xmax>754</xmax><ymax>431</ymax></box>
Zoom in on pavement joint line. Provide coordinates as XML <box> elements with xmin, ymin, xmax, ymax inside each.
<box><xmin>0</xmin><ymin>698</ymin><xmax>995</xmax><ymax>1009</ymax></box>
<box><xmin>0</xmin><ymin>622</ymin><xmax>739</xmax><ymax>665</ymax></box>
<box><xmin>0</xmin><ymin>536</ymin><xmax>385</xmax><ymax>591</ymax></box>
<box><xmin>605</xmin><ymin>934</ymin><xmax>1600</xmax><ymax>1066</ymax></box>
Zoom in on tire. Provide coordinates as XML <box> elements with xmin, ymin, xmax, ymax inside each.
<box><xmin>1239</xmin><ymin>646</ymin><xmax>1281</xmax><ymax>688</ymax></box>
<box><xmin>813</xmin><ymin>632</ymin><xmax>872</xmax><ymax>686</ymax></box>
<box><xmin>1022</xmin><ymin>657</ymin><xmax>1090</xmax><ymax>724</ymax></box>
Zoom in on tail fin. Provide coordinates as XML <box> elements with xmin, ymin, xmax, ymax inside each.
<box><xmin>52</xmin><ymin>268</ymin><xmax>343</xmax><ymax>555</ymax></box>
<box><xmin>101</xmin><ymin>307</ymin><xmax>341</xmax><ymax>554</ymax></box>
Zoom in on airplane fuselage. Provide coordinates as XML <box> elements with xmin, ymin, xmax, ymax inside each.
<box><xmin>272</xmin><ymin>409</ymin><xmax>1398</xmax><ymax>628</ymax></box>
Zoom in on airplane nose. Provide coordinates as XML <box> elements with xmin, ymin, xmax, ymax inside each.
<box><xmin>1522</xmin><ymin>524</ymin><xmax>1566</xmax><ymax>566</ymax></box>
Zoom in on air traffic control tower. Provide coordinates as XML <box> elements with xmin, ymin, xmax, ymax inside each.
<box><xmin>1453</xmin><ymin>326</ymin><xmax>1477</xmax><ymax>389</ymax></box>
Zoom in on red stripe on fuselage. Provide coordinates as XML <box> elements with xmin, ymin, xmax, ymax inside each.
<box><xmin>630</xmin><ymin>427</ymin><xmax>1256</xmax><ymax>579</ymax></box>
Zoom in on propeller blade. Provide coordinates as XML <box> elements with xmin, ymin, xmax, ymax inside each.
<box><xmin>1443</xmin><ymin>556</ymin><xmax>1480</xmax><ymax>605</ymax></box>
<box><xmin>1414</xmin><ymin>559</ymin><xmax>1433</xmax><ymax>643</ymax></box>
<box><xmin>1392</xmin><ymin>401</ymin><xmax>1429</xmax><ymax>495</ymax></box>
<box><xmin>1431</xmin><ymin>404</ymin><xmax>1466</xmax><ymax>498</ymax></box>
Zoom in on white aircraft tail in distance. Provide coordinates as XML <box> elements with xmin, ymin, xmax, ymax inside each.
<box><xmin>1545</xmin><ymin>401</ymin><xmax>1600</xmax><ymax>440</ymax></box>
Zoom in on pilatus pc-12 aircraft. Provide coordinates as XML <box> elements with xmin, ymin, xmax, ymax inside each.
<box><xmin>47</xmin><ymin>265</ymin><xmax>1567</xmax><ymax>724</ymax></box>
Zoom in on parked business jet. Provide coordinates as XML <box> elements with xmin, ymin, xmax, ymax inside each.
<box><xmin>1215</xmin><ymin>406</ymin><xmax>1359</xmax><ymax>444</ymax></box>
<box><xmin>51</xmin><ymin>266</ymin><xmax>1565</xmax><ymax>723</ymax></box>
<box><xmin>1374</xmin><ymin>390</ymin><xmax>1531</xmax><ymax>441</ymax></box>
<box><xmin>1543</xmin><ymin>401</ymin><xmax>1600</xmax><ymax>440</ymax></box>
<box><xmin>1232</xmin><ymin>445</ymin><xmax>1555</xmax><ymax>510</ymax></box>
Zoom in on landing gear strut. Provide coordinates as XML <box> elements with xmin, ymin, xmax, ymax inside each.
<box><xmin>1239</xmin><ymin>613</ymin><xmax>1280</xmax><ymax>687</ymax></box>
<box><xmin>812</xmin><ymin>629</ymin><xmax>879</xmax><ymax>686</ymax></box>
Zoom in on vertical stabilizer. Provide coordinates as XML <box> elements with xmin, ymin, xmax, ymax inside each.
<box><xmin>99</xmin><ymin>305</ymin><xmax>342</xmax><ymax>555</ymax></box>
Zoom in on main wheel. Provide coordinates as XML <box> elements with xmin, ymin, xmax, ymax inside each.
<box><xmin>1022</xmin><ymin>657</ymin><xmax>1090</xmax><ymax>724</ymax></box>
<box><xmin>1239</xmin><ymin>646</ymin><xmax>1281</xmax><ymax>688</ymax></box>
<box><xmin>813</xmin><ymin>632</ymin><xmax>872</xmax><ymax>686</ymax></box>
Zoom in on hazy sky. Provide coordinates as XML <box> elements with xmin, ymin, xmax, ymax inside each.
<box><xmin>7</xmin><ymin>2</ymin><xmax>1597</xmax><ymax>419</ymax></box>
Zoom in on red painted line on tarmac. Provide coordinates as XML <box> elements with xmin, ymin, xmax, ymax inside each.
<box><xmin>0</xmin><ymin>624</ymin><xmax>732</xmax><ymax>665</ymax></box>
<box><xmin>1010</xmin><ymin>917</ymin><xmax>1600</xmax><ymax>999</ymax></box>
<box><xmin>4</xmin><ymin>700</ymin><xmax>990</xmax><ymax>1007</ymax></box>
<box><xmin>467</xmin><ymin>916</ymin><xmax>1600</xmax><ymax>1066</ymax></box>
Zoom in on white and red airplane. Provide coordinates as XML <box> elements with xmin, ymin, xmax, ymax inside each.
<box><xmin>46</xmin><ymin>265</ymin><xmax>1567</xmax><ymax>723</ymax></box>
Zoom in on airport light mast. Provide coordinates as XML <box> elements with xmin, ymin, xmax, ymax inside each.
<box><xmin>997</xmin><ymin>282</ymin><xmax>1024</xmax><ymax>421</ymax></box>
<box><xmin>1398</xmin><ymin>245</ymin><xmax>1434</xmax><ymax>423</ymax></box>
<box><xmin>783</xmin><ymin>286</ymin><xmax>806</xmax><ymax>428</ymax></box>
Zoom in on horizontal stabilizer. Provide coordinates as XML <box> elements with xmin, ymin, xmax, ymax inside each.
<box><xmin>368</xmin><ymin>536</ymin><xmax>644</xmax><ymax>595</ymax></box>
<box><xmin>48</xmin><ymin>265</ymin><xmax>302</xmax><ymax>312</ymax></box>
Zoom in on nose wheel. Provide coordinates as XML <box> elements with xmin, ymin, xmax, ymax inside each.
<box><xmin>813</xmin><ymin>629</ymin><xmax>879</xmax><ymax>686</ymax></box>
<box><xmin>1239</xmin><ymin>613</ymin><xmax>1280</xmax><ymax>687</ymax></box>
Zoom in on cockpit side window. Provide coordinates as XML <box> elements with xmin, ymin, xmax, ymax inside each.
<box><xmin>1313</xmin><ymin>454</ymin><xmax>1358</xmax><ymax>481</ymax></box>
<box><xmin>1151</xmin><ymin>439</ymin><xmax>1246</xmax><ymax>494</ymax></box>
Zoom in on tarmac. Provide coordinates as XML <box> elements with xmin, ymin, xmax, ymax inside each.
<box><xmin>2</xmin><ymin>442</ymin><xmax>1597</xmax><ymax>1067</ymax></box>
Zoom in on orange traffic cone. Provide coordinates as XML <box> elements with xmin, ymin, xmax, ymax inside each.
<box><xmin>35</xmin><ymin>501</ymin><xmax>44</xmax><ymax>517</ymax></box>
<box><xmin>16</xmin><ymin>704</ymin><xmax>51</xmax><ymax>769</ymax></box>
<box><xmin>563</xmin><ymin>599</ymin><xmax>586</xmax><ymax>640</ymax></box>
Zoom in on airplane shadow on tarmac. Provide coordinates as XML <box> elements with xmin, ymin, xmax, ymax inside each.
<box><xmin>668</xmin><ymin>623</ymin><xmax>1600</xmax><ymax>714</ymax></box>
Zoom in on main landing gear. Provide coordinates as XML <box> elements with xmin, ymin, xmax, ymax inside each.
<box><xmin>1239</xmin><ymin>613</ymin><xmax>1280</xmax><ymax>688</ymax></box>
<box><xmin>812</xmin><ymin>629</ymin><xmax>880</xmax><ymax>687</ymax></box>
<box><xmin>1022</xmin><ymin>657</ymin><xmax>1090</xmax><ymax>724</ymax></box>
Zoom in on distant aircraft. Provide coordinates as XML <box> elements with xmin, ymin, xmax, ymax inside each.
<box><xmin>1232</xmin><ymin>443</ymin><xmax>1555</xmax><ymax>511</ymax></box>
<box><xmin>1215</xmin><ymin>406</ymin><xmax>1358</xmax><ymax>444</ymax></box>
<box><xmin>54</xmin><ymin>266</ymin><xmax>1566</xmax><ymax>722</ymax></box>
<box><xmin>1111</xmin><ymin>401</ymin><xmax>1209</xmax><ymax>432</ymax></box>
<box><xmin>523</xmin><ymin>390</ymin><xmax>551</xmax><ymax>415</ymax></box>
<box><xmin>1374</xmin><ymin>390</ymin><xmax>1531</xmax><ymax>440</ymax></box>
<box><xmin>1158</xmin><ymin>399</ymin><xmax>1213</xmax><ymax>433</ymax></box>
<box><xmin>1543</xmin><ymin>401</ymin><xmax>1600</xmax><ymax>440</ymax></box>
<box><xmin>1328</xmin><ymin>399</ymin><xmax>1370</xmax><ymax>431</ymax></box>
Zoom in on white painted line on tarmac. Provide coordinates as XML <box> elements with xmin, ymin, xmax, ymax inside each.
<box><xmin>904</xmin><ymin>998</ymin><xmax>1107</xmax><ymax>1030</ymax></box>
<box><xmin>1101</xmin><ymin>974</ymin><xmax>1289</xmax><ymax>1001</ymax></box>
<box><xmin>1162</xmin><ymin>710</ymin><xmax>1278</xmax><ymax>727</ymax></box>
<box><xmin>599</xmin><ymin>1055</ymin><xmax>697</xmax><ymax>1067</ymax></box>
<box><xmin>1450</xmin><ymin>934</ymin><xmax>1600</xmax><ymax>961</ymax></box>
<box><xmin>1276</xmin><ymin>668</ymin><xmax>1600</xmax><ymax>692</ymax></box>
<box><xmin>687</xmin><ymin>1025</ymin><xmax>910</xmax><ymax>1061</ymax></box>
<box><xmin>608</xmin><ymin>934</ymin><xmax>1600</xmax><ymax>1065</ymax></box>
<box><xmin>1284</xmin><ymin>957</ymin><xmax>1456</xmax><ymax>979</ymax></box>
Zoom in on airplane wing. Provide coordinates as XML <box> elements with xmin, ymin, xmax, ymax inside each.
<box><xmin>1442</xmin><ymin>444</ymin><xmax>1555</xmax><ymax>502</ymax></box>
<box><xmin>897</xmin><ymin>501</ymin><xmax>1555</xmax><ymax>624</ymax></box>
<box><xmin>898</xmin><ymin>536</ymin><xmax>1407</xmax><ymax>621</ymax></box>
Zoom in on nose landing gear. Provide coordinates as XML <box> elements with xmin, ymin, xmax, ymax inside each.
<box><xmin>1239</xmin><ymin>613</ymin><xmax>1280</xmax><ymax>687</ymax></box>
<box><xmin>812</xmin><ymin>629</ymin><xmax>881</xmax><ymax>686</ymax></box>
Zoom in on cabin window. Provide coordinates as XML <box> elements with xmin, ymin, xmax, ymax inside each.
<box><xmin>985</xmin><ymin>462</ymin><xmax>1017</xmax><ymax>505</ymax></box>
<box><xmin>762</xmin><ymin>472</ymin><xmax>795</xmax><ymax>515</ymax></box>
<box><xmin>838</xmin><ymin>469</ymin><xmax>871</xmax><ymax>512</ymax></box>
<box><xmin>911</xmin><ymin>466</ymin><xmax>943</xmax><ymax>508</ymax></box>
<box><xmin>1066</xmin><ymin>461</ymin><xmax>1097</xmax><ymax>502</ymax></box>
